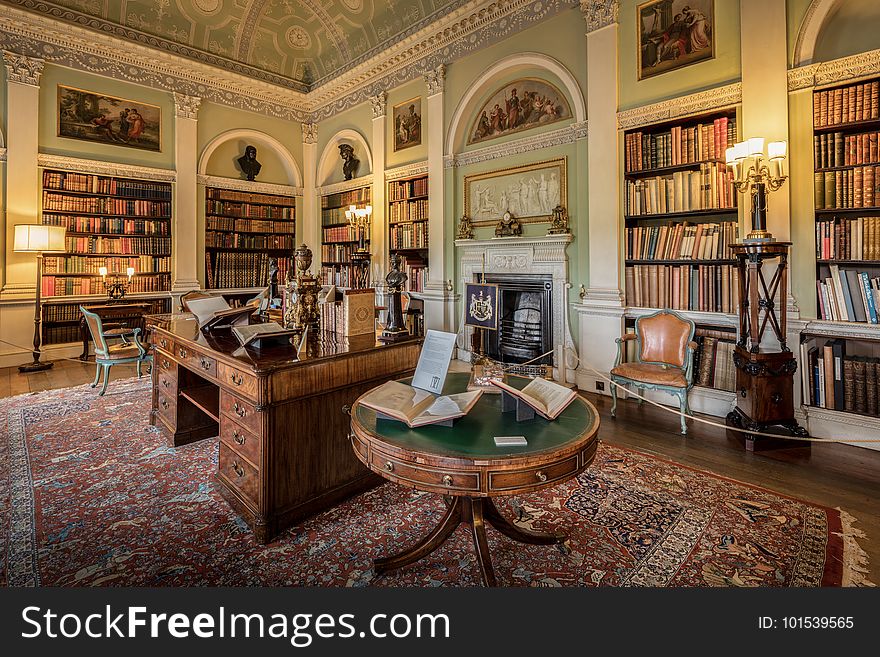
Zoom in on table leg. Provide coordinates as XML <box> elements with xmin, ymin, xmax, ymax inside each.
<box><xmin>374</xmin><ymin>497</ymin><xmax>462</xmax><ymax>575</ymax></box>
<box><xmin>483</xmin><ymin>498</ymin><xmax>565</xmax><ymax>546</ymax></box>
<box><xmin>470</xmin><ymin>499</ymin><xmax>497</xmax><ymax>587</ymax></box>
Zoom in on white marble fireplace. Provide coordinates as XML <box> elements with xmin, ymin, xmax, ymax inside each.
<box><xmin>454</xmin><ymin>234</ymin><xmax>576</xmax><ymax>384</ymax></box>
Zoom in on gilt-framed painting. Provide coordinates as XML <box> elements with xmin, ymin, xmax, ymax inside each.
<box><xmin>393</xmin><ymin>96</ymin><xmax>422</xmax><ymax>151</ymax></box>
<box><xmin>57</xmin><ymin>85</ymin><xmax>162</xmax><ymax>152</ymax></box>
<box><xmin>468</xmin><ymin>77</ymin><xmax>570</xmax><ymax>145</ymax></box>
<box><xmin>464</xmin><ymin>158</ymin><xmax>567</xmax><ymax>227</ymax></box>
<box><xmin>638</xmin><ymin>0</ymin><xmax>714</xmax><ymax>80</ymax></box>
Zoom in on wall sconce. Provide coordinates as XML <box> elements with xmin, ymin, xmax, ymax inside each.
<box><xmin>345</xmin><ymin>204</ymin><xmax>373</xmax><ymax>290</ymax></box>
<box><xmin>100</xmin><ymin>265</ymin><xmax>135</xmax><ymax>301</ymax></box>
<box><xmin>726</xmin><ymin>138</ymin><xmax>788</xmax><ymax>242</ymax></box>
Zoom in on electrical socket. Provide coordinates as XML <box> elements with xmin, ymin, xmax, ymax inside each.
<box><xmin>596</xmin><ymin>381</ymin><xmax>605</xmax><ymax>391</ymax></box>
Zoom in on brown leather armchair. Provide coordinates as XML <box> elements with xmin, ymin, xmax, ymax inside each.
<box><xmin>610</xmin><ymin>309</ymin><xmax>697</xmax><ymax>434</ymax></box>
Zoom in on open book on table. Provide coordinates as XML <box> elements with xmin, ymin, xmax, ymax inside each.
<box><xmin>359</xmin><ymin>380</ymin><xmax>483</xmax><ymax>428</ymax></box>
<box><xmin>186</xmin><ymin>296</ymin><xmax>257</xmax><ymax>331</ymax></box>
<box><xmin>231</xmin><ymin>321</ymin><xmax>296</xmax><ymax>349</ymax></box>
<box><xmin>490</xmin><ymin>377</ymin><xmax>577</xmax><ymax>420</ymax></box>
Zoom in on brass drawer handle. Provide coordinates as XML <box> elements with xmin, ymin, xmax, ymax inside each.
<box><xmin>232</xmin><ymin>402</ymin><xmax>247</xmax><ymax>418</ymax></box>
<box><xmin>160</xmin><ymin>398</ymin><xmax>169</xmax><ymax>410</ymax></box>
<box><xmin>342</xmin><ymin>404</ymin><xmax>351</xmax><ymax>416</ymax></box>
<box><xmin>162</xmin><ymin>359</ymin><xmax>170</xmax><ymax>369</ymax></box>
<box><xmin>535</xmin><ymin>470</ymin><xmax>547</xmax><ymax>482</ymax></box>
<box><xmin>232</xmin><ymin>429</ymin><xmax>245</xmax><ymax>446</ymax></box>
<box><xmin>230</xmin><ymin>372</ymin><xmax>243</xmax><ymax>386</ymax></box>
<box><xmin>200</xmin><ymin>358</ymin><xmax>212</xmax><ymax>370</ymax></box>
<box><xmin>162</xmin><ymin>379</ymin><xmax>171</xmax><ymax>388</ymax></box>
<box><xmin>384</xmin><ymin>461</ymin><xmax>394</xmax><ymax>472</ymax></box>
<box><xmin>160</xmin><ymin>338</ymin><xmax>168</xmax><ymax>349</ymax></box>
<box><xmin>232</xmin><ymin>461</ymin><xmax>244</xmax><ymax>478</ymax></box>
<box><xmin>178</xmin><ymin>348</ymin><xmax>188</xmax><ymax>358</ymax></box>
<box><xmin>442</xmin><ymin>475</ymin><xmax>453</xmax><ymax>487</ymax></box>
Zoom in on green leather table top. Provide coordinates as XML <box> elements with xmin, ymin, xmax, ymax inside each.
<box><xmin>354</xmin><ymin>372</ymin><xmax>597</xmax><ymax>460</ymax></box>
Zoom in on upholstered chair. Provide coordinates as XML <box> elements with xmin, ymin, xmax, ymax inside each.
<box><xmin>610</xmin><ymin>309</ymin><xmax>697</xmax><ymax>435</ymax></box>
<box><xmin>80</xmin><ymin>306</ymin><xmax>151</xmax><ymax>395</ymax></box>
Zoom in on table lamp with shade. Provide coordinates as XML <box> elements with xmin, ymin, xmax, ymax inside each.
<box><xmin>13</xmin><ymin>224</ymin><xmax>67</xmax><ymax>373</ymax></box>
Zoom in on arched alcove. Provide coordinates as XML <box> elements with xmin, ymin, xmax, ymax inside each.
<box><xmin>792</xmin><ymin>0</ymin><xmax>844</xmax><ymax>66</ymax></box>
<box><xmin>317</xmin><ymin>129</ymin><xmax>373</xmax><ymax>186</ymax></box>
<box><xmin>198</xmin><ymin>128</ymin><xmax>302</xmax><ymax>187</ymax></box>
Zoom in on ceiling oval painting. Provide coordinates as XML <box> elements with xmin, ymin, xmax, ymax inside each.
<box><xmin>468</xmin><ymin>78</ymin><xmax>572</xmax><ymax>146</ymax></box>
<box><xmin>192</xmin><ymin>0</ymin><xmax>223</xmax><ymax>16</ymax></box>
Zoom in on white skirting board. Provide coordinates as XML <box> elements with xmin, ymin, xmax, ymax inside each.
<box><xmin>797</xmin><ymin>405</ymin><xmax>880</xmax><ymax>452</ymax></box>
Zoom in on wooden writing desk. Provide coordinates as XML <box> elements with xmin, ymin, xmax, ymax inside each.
<box><xmin>146</xmin><ymin>313</ymin><xmax>421</xmax><ymax>543</ymax></box>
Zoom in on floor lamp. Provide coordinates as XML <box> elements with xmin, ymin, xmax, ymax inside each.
<box><xmin>14</xmin><ymin>224</ymin><xmax>67</xmax><ymax>373</ymax></box>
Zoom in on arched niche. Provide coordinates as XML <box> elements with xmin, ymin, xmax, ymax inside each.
<box><xmin>792</xmin><ymin>0</ymin><xmax>844</xmax><ymax>67</ymax></box>
<box><xmin>317</xmin><ymin>129</ymin><xmax>373</xmax><ymax>186</ymax></box>
<box><xmin>446</xmin><ymin>52</ymin><xmax>586</xmax><ymax>156</ymax></box>
<box><xmin>198</xmin><ymin>128</ymin><xmax>302</xmax><ymax>187</ymax></box>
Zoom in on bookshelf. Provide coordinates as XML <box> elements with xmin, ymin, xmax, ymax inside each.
<box><xmin>204</xmin><ymin>186</ymin><xmax>295</xmax><ymax>290</ymax></box>
<box><xmin>388</xmin><ymin>174</ymin><xmax>428</xmax><ymax>293</ymax></box>
<box><xmin>320</xmin><ymin>185</ymin><xmax>371</xmax><ymax>289</ymax></box>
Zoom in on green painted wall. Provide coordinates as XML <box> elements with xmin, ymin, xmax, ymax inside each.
<box><xmin>316</xmin><ymin>102</ymin><xmax>373</xmax><ymax>186</ymax></box>
<box><xmin>38</xmin><ymin>64</ymin><xmax>175</xmax><ymax>169</ymax></box>
<box><xmin>386</xmin><ymin>78</ymin><xmax>428</xmax><ymax>169</ymax></box>
<box><xmin>813</xmin><ymin>0</ymin><xmax>880</xmax><ymax>62</ymax></box>
<box><xmin>786</xmin><ymin>0</ymin><xmax>813</xmax><ymax>64</ymax></box>
<box><xmin>618</xmin><ymin>0</ymin><xmax>741</xmax><ymax>111</ymax></box>
<box><xmin>788</xmin><ymin>87</ymin><xmax>816</xmax><ymax>318</ymax></box>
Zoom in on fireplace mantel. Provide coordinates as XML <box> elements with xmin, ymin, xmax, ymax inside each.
<box><xmin>454</xmin><ymin>234</ymin><xmax>576</xmax><ymax>383</ymax></box>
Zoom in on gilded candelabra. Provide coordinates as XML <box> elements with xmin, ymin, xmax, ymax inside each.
<box><xmin>346</xmin><ymin>204</ymin><xmax>372</xmax><ymax>290</ymax></box>
<box><xmin>725</xmin><ymin>138</ymin><xmax>788</xmax><ymax>242</ymax></box>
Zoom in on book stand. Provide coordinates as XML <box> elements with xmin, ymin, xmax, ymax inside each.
<box><xmin>500</xmin><ymin>389</ymin><xmax>535</xmax><ymax>422</ymax></box>
<box><xmin>375</xmin><ymin>411</ymin><xmax>455</xmax><ymax>428</ymax></box>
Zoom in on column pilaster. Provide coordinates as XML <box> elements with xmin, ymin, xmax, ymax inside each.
<box><xmin>370</xmin><ymin>93</ymin><xmax>388</xmax><ymax>287</ymax></box>
<box><xmin>302</xmin><ymin>122</ymin><xmax>319</xmax><ymax>256</ymax></box>
<box><xmin>172</xmin><ymin>93</ymin><xmax>201</xmax><ymax>291</ymax></box>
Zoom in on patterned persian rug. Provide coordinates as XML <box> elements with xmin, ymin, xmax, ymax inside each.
<box><xmin>0</xmin><ymin>378</ymin><xmax>870</xmax><ymax>587</ymax></box>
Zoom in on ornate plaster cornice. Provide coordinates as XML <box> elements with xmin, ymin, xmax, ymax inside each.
<box><xmin>385</xmin><ymin>161</ymin><xmax>429</xmax><ymax>181</ymax></box>
<box><xmin>787</xmin><ymin>48</ymin><xmax>880</xmax><ymax>91</ymax></box>
<box><xmin>198</xmin><ymin>174</ymin><xmax>302</xmax><ymax>198</ymax></box>
<box><xmin>173</xmin><ymin>93</ymin><xmax>201</xmax><ymax>120</ymax></box>
<box><xmin>316</xmin><ymin>174</ymin><xmax>374</xmax><ymax>197</ymax></box>
<box><xmin>302</xmin><ymin>122</ymin><xmax>318</xmax><ymax>145</ymax></box>
<box><xmin>446</xmin><ymin>120</ymin><xmax>588</xmax><ymax>169</ymax></box>
<box><xmin>37</xmin><ymin>153</ymin><xmax>176</xmax><ymax>182</ymax></box>
<box><xmin>2</xmin><ymin>49</ymin><xmax>43</xmax><ymax>86</ymax></box>
<box><xmin>369</xmin><ymin>92</ymin><xmax>388</xmax><ymax>119</ymax></box>
<box><xmin>423</xmin><ymin>64</ymin><xmax>446</xmax><ymax>96</ymax></box>
<box><xmin>580</xmin><ymin>0</ymin><xmax>619</xmax><ymax>33</ymax></box>
<box><xmin>617</xmin><ymin>82</ymin><xmax>742</xmax><ymax>130</ymax></box>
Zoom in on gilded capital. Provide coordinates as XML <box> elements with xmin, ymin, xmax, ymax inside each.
<box><xmin>369</xmin><ymin>91</ymin><xmax>387</xmax><ymax>119</ymax></box>
<box><xmin>173</xmin><ymin>93</ymin><xmax>201</xmax><ymax>119</ymax></box>
<box><xmin>423</xmin><ymin>64</ymin><xmax>446</xmax><ymax>96</ymax></box>
<box><xmin>302</xmin><ymin>122</ymin><xmax>318</xmax><ymax>144</ymax></box>
<box><xmin>580</xmin><ymin>0</ymin><xmax>619</xmax><ymax>33</ymax></box>
<box><xmin>3</xmin><ymin>50</ymin><xmax>44</xmax><ymax>86</ymax></box>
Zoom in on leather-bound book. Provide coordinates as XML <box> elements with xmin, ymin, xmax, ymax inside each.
<box><xmin>853</xmin><ymin>358</ymin><xmax>868</xmax><ymax>414</ymax></box>
<box><xmin>843</xmin><ymin>358</ymin><xmax>856</xmax><ymax>412</ymax></box>
<box><xmin>866</xmin><ymin>360</ymin><xmax>878</xmax><ymax>416</ymax></box>
<box><xmin>825</xmin><ymin>171</ymin><xmax>836</xmax><ymax>209</ymax></box>
<box><xmin>823</xmin><ymin>342</ymin><xmax>836</xmax><ymax>409</ymax></box>
<box><xmin>814</xmin><ymin>172</ymin><xmax>825</xmax><ymax>210</ymax></box>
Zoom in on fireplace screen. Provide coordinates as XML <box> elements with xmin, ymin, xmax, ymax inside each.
<box><xmin>477</xmin><ymin>274</ymin><xmax>552</xmax><ymax>365</ymax></box>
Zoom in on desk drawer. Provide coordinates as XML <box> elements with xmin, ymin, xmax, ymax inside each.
<box><xmin>176</xmin><ymin>345</ymin><xmax>217</xmax><ymax>379</ymax></box>
<box><xmin>154</xmin><ymin>334</ymin><xmax>174</xmax><ymax>353</ymax></box>
<box><xmin>157</xmin><ymin>370</ymin><xmax>177</xmax><ymax>396</ymax></box>
<box><xmin>370</xmin><ymin>450</ymin><xmax>480</xmax><ymax>493</ymax></box>
<box><xmin>220</xmin><ymin>390</ymin><xmax>261</xmax><ymax>435</ymax></box>
<box><xmin>155</xmin><ymin>389</ymin><xmax>177</xmax><ymax>426</ymax></box>
<box><xmin>219</xmin><ymin>362</ymin><xmax>258</xmax><ymax>402</ymax></box>
<box><xmin>219</xmin><ymin>442</ymin><xmax>260</xmax><ymax>507</ymax></box>
<box><xmin>219</xmin><ymin>417</ymin><xmax>262</xmax><ymax>469</ymax></box>
<box><xmin>488</xmin><ymin>455</ymin><xmax>579</xmax><ymax>493</ymax></box>
<box><xmin>156</xmin><ymin>350</ymin><xmax>177</xmax><ymax>379</ymax></box>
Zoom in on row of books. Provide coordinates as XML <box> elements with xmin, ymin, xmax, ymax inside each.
<box><xmin>624</xmin><ymin>117</ymin><xmax>736</xmax><ymax>172</ymax></box>
<box><xmin>814</xmin><ymin>131</ymin><xmax>879</xmax><ymax>169</ymax></box>
<box><xmin>816</xmin><ymin>264</ymin><xmax>880</xmax><ymax>324</ymax></box>
<box><xmin>322</xmin><ymin>225</ymin><xmax>358</xmax><ymax>243</ymax></box>
<box><xmin>205</xmin><ymin>216</ymin><xmax>295</xmax><ymax>234</ymax></box>
<box><xmin>319</xmin><ymin>265</ymin><xmax>358</xmax><ymax>288</ymax></box>
<box><xmin>322</xmin><ymin>243</ymin><xmax>361</xmax><ymax>263</ymax></box>
<box><xmin>319</xmin><ymin>290</ymin><xmax>376</xmax><ymax>337</ymax></box>
<box><xmin>401</xmin><ymin>257</ymin><xmax>426</xmax><ymax>293</ymax></box>
<box><xmin>802</xmin><ymin>340</ymin><xmax>880</xmax><ymax>417</ymax></box>
<box><xmin>65</xmin><ymin>236</ymin><xmax>171</xmax><ymax>255</ymax></box>
<box><xmin>43</xmin><ymin>255</ymin><xmax>171</xmax><ymax>274</ymax></box>
<box><xmin>40</xmin><ymin>215</ymin><xmax>169</xmax><ymax>235</ymax></box>
<box><xmin>41</xmin><ymin>324</ymin><xmax>83</xmax><ymax>345</ymax></box>
<box><xmin>815</xmin><ymin>217</ymin><xmax>880</xmax><ymax>261</ymax></box>
<box><xmin>625</xmin><ymin>222</ymin><xmax>738</xmax><ymax>262</ymax></box>
<box><xmin>813</xmin><ymin>81</ymin><xmax>880</xmax><ymax>128</ymax></box>
<box><xmin>43</xmin><ymin>192</ymin><xmax>171</xmax><ymax>217</ymax></box>
<box><xmin>813</xmin><ymin>166</ymin><xmax>880</xmax><ymax>209</ymax></box>
<box><xmin>389</xmin><ymin>177</ymin><xmax>428</xmax><ymax>200</ymax></box>
<box><xmin>694</xmin><ymin>332</ymin><xmax>736</xmax><ymax>392</ymax></box>
<box><xmin>322</xmin><ymin>207</ymin><xmax>361</xmax><ymax>226</ymax></box>
<box><xmin>206</xmin><ymin>188</ymin><xmax>294</xmax><ymax>207</ymax></box>
<box><xmin>204</xmin><ymin>252</ymin><xmax>281</xmax><ymax>289</ymax></box>
<box><xmin>391</xmin><ymin>221</ymin><xmax>428</xmax><ymax>250</ymax></box>
<box><xmin>42</xmin><ymin>274</ymin><xmax>170</xmax><ymax>297</ymax></box>
<box><xmin>321</xmin><ymin>188</ymin><xmax>371</xmax><ymax>209</ymax></box>
<box><xmin>42</xmin><ymin>171</ymin><xmax>172</xmax><ymax>199</ymax></box>
<box><xmin>205</xmin><ymin>232</ymin><xmax>295</xmax><ymax>250</ymax></box>
<box><xmin>625</xmin><ymin>163</ymin><xmax>736</xmax><ymax>216</ymax></box>
<box><xmin>389</xmin><ymin>198</ymin><xmax>429</xmax><ymax>222</ymax></box>
<box><xmin>625</xmin><ymin>264</ymin><xmax>740</xmax><ymax>314</ymax></box>
<box><xmin>41</xmin><ymin>298</ymin><xmax>170</xmax><ymax>323</ymax></box>
<box><xmin>205</xmin><ymin>200</ymin><xmax>295</xmax><ymax>219</ymax></box>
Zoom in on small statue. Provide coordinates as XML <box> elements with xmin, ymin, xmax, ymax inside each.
<box><xmin>237</xmin><ymin>145</ymin><xmax>262</xmax><ymax>181</ymax></box>
<box><xmin>339</xmin><ymin>143</ymin><xmax>360</xmax><ymax>180</ymax></box>
<box><xmin>283</xmin><ymin>244</ymin><xmax>319</xmax><ymax>333</ymax></box>
<box><xmin>547</xmin><ymin>205</ymin><xmax>570</xmax><ymax>235</ymax></box>
<box><xmin>379</xmin><ymin>253</ymin><xmax>411</xmax><ymax>343</ymax></box>
<box><xmin>457</xmin><ymin>214</ymin><xmax>475</xmax><ymax>240</ymax></box>
<box><xmin>494</xmin><ymin>211</ymin><xmax>522</xmax><ymax>238</ymax></box>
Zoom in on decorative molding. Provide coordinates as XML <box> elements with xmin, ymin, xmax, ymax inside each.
<box><xmin>2</xmin><ymin>49</ymin><xmax>44</xmax><ymax>86</ymax></box>
<box><xmin>384</xmin><ymin>161</ymin><xmax>429</xmax><ymax>181</ymax></box>
<box><xmin>446</xmin><ymin>121</ymin><xmax>588</xmax><ymax>169</ymax></box>
<box><xmin>317</xmin><ymin>174</ymin><xmax>374</xmax><ymax>197</ymax></box>
<box><xmin>797</xmin><ymin>318</ymin><xmax>880</xmax><ymax>342</ymax></box>
<box><xmin>198</xmin><ymin>175</ymin><xmax>302</xmax><ymax>197</ymax></box>
<box><xmin>626</xmin><ymin>306</ymin><xmax>739</xmax><ymax>328</ymax></box>
<box><xmin>787</xmin><ymin>48</ymin><xmax>880</xmax><ymax>91</ymax></box>
<box><xmin>792</xmin><ymin>0</ymin><xmax>841</xmax><ymax>67</ymax></box>
<box><xmin>617</xmin><ymin>83</ymin><xmax>742</xmax><ymax>130</ymax></box>
<box><xmin>0</xmin><ymin>148</ymin><xmax>6</xmax><ymax>162</ymax></box>
<box><xmin>369</xmin><ymin>91</ymin><xmax>388</xmax><ymax>119</ymax></box>
<box><xmin>423</xmin><ymin>64</ymin><xmax>446</xmax><ymax>96</ymax></box>
<box><xmin>302</xmin><ymin>123</ymin><xmax>318</xmax><ymax>145</ymax></box>
<box><xmin>36</xmin><ymin>153</ymin><xmax>176</xmax><ymax>182</ymax></box>
<box><xmin>173</xmin><ymin>93</ymin><xmax>201</xmax><ymax>120</ymax></box>
<box><xmin>580</xmin><ymin>0</ymin><xmax>619</xmax><ymax>33</ymax></box>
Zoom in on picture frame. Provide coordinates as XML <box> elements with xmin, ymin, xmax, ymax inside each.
<box><xmin>637</xmin><ymin>0</ymin><xmax>715</xmax><ymax>81</ymax></box>
<box><xmin>468</xmin><ymin>77</ymin><xmax>571</xmax><ymax>146</ymax></box>
<box><xmin>463</xmin><ymin>158</ymin><xmax>567</xmax><ymax>227</ymax></box>
<box><xmin>57</xmin><ymin>85</ymin><xmax>162</xmax><ymax>152</ymax></box>
<box><xmin>392</xmin><ymin>97</ymin><xmax>422</xmax><ymax>151</ymax></box>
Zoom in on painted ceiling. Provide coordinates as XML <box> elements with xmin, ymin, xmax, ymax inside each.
<box><xmin>3</xmin><ymin>0</ymin><xmax>470</xmax><ymax>90</ymax></box>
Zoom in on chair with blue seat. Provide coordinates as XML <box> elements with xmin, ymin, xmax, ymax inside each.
<box><xmin>80</xmin><ymin>305</ymin><xmax>151</xmax><ymax>395</ymax></box>
<box><xmin>610</xmin><ymin>309</ymin><xmax>697</xmax><ymax>435</ymax></box>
